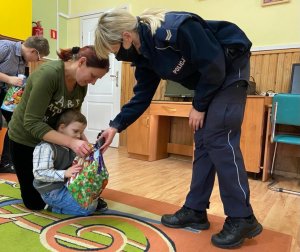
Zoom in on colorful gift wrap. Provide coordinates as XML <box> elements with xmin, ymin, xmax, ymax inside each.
<box><xmin>1</xmin><ymin>74</ymin><xmax>26</xmax><ymax>112</ymax></box>
<box><xmin>67</xmin><ymin>143</ymin><xmax>109</xmax><ymax>209</ymax></box>
<box><xmin>1</xmin><ymin>85</ymin><xmax>25</xmax><ymax>112</ymax></box>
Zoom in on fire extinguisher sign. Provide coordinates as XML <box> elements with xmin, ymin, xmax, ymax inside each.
<box><xmin>50</xmin><ymin>29</ymin><xmax>57</xmax><ymax>39</ymax></box>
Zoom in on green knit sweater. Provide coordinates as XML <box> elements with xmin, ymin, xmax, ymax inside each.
<box><xmin>9</xmin><ymin>60</ymin><xmax>87</xmax><ymax>147</ymax></box>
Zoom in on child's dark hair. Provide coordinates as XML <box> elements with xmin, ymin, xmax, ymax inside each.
<box><xmin>55</xmin><ymin>109</ymin><xmax>87</xmax><ymax>130</ymax></box>
<box><xmin>57</xmin><ymin>45</ymin><xmax>109</xmax><ymax>71</ymax></box>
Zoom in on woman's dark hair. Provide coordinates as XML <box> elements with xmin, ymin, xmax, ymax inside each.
<box><xmin>55</xmin><ymin>109</ymin><xmax>87</xmax><ymax>130</ymax></box>
<box><xmin>57</xmin><ymin>45</ymin><xmax>109</xmax><ymax>71</ymax></box>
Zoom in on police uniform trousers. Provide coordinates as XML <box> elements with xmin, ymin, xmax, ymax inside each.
<box><xmin>185</xmin><ymin>80</ymin><xmax>253</xmax><ymax>217</ymax></box>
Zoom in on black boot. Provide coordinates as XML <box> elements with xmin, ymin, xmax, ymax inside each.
<box><xmin>96</xmin><ymin>197</ymin><xmax>108</xmax><ymax>212</ymax></box>
<box><xmin>211</xmin><ymin>215</ymin><xmax>263</xmax><ymax>249</ymax></box>
<box><xmin>161</xmin><ymin>206</ymin><xmax>210</xmax><ymax>230</ymax></box>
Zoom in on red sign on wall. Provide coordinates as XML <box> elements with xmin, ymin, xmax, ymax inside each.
<box><xmin>50</xmin><ymin>29</ymin><xmax>57</xmax><ymax>39</ymax></box>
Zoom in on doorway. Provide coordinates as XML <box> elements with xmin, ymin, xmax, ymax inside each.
<box><xmin>80</xmin><ymin>14</ymin><xmax>121</xmax><ymax>147</ymax></box>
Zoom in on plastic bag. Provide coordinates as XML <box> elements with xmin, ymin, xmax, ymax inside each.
<box><xmin>1</xmin><ymin>74</ymin><xmax>26</xmax><ymax>112</ymax></box>
<box><xmin>1</xmin><ymin>86</ymin><xmax>25</xmax><ymax>112</ymax></box>
<box><xmin>67</xmin><ymin>140</ymin><xmax>109</xmax><ymax>209</ymax></box>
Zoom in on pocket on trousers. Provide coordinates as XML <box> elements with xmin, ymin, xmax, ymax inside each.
<box><xmin>224</xmin><ymin>103</ymin><xmax>245</xmax><ymax>130</ymax></box>
<box><xmin>205</xmin><ymin>103</ymin><xmax>228</xmax><ymax>130</ymax></box>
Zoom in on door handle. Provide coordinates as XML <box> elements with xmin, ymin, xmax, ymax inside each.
<box><xmin>110</xmin><ymin>71</ymin><xmax>119</xmax><ymax>87</ymax></box>
<box><xmin>163</xmin><ymin>106</ymin><xmax>177</xmax><ymax>112</ymax></box>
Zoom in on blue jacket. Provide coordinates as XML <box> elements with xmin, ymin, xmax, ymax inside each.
<box><xmin>110</xmin><ymin>11</ymin><xmax>252</xmax><ymax>132</ymax></box>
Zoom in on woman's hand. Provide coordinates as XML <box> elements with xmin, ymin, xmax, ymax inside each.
<box><xmin>69</xmin><ymin>138</ymin><xmax>92</xmax><ymax>157</ymax></box>
<box><xmin>43</xmin><ymin>130</ymin><xmax>92</xmax><ymax>157</ymax></box>
<box><xmin>64</xmin><ymin>163</ymin><xmax>83</xmax><ymax>178</ymax></box>
<box><xmin>189</xmin><ymin>108</ymin><xmax>206</xmax><ymax>132</ymax></box>
<box><xmin>99</xmin><ymin>127</ymin><xmax>117</xmax><ymax>153</ymax></box>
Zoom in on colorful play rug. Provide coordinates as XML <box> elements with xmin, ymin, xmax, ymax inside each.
<box><xmin>0</xmin><ymin>177</ymin><xmax>292</xmax><ymax>252</ymax></box>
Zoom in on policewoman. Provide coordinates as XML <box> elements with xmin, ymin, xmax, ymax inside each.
<box><xmin>95</xmin><ymin>8</ymin><xmax>262</xmax><ymax>249</ymax></box>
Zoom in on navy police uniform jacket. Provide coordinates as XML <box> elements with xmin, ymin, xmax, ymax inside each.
<box><xmin>110</xmin><ymin>11</ymin><xmax>252</xmax><ymax>132</ymax></box>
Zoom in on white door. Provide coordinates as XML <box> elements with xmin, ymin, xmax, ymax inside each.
<box><xmin>81</xmin><ymin>15</ymin><xmax>121</xmax><ymax>147</ymax></box>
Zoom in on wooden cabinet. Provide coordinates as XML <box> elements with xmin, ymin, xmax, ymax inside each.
<box><xmin>240</xmin><ymin>97</ymin><xmax>268</xmax><ymax>173</ymax></box>
<box><xmin>127</xmin><ymin>109</ymin><xmax>171</xmax><ymax>161</ymax></box>
<box><xmin>127</xmin><ymin>97</ymin><xmax>273</xmax><ymax>180</ymax></box>
<box><xmin>28</xmin><ymin>59</ymin><xmax>47</xmax><ymax>74</ymax></box>
<box><xmin>127</xmin><ymin>102</ymin><xmax>192</xmax><ymax>161</ymax></box>
<box><xmin>127</xmin><ymin>112</ymin><xmax>151</xmax><ymax>159</ymax></box>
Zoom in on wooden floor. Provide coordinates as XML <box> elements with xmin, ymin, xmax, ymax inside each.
<box><xmin>105</xmin><ymin>147</ymin><xmax>300</xmax><ymax>252</ymax></box>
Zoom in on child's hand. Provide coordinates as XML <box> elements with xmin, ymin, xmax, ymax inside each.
<box><xmin>64</xmin><ymin>163</ymin><xmax>83</xmax><ymax>178</ymax></box>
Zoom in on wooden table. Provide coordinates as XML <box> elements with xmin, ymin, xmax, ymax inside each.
<box><xmin>127</xmin><ymin>96</ymin><xmax>273</xmax><ymax>181</ymax></box>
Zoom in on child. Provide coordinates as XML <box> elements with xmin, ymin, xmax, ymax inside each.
<box><xmin>0</xmin><ymin>36</ymin><xmax>50</xmax><ymax>173</ymax></box>
<box><xmin>33</xmin><ymin>109</ymin><xmax>107</xmax><ymax>215</ymax></box>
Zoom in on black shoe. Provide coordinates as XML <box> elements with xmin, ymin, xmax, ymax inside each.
<box><xmin>96</xmin><ymin>197</ymin><xmax>108</xmax><ymax>212</ymax></box>
<box><xmin>211</xmin><ymin>215</ymin><xmax>263</xmax><ymax>249</ymax></box>
<box><xmin>0</xmin><ymin>163</ymin><xmax>15</xmax><ymax>173</ymax></box>
<box><xmin>161</xmin><ymin>206</ymin><xmax>210</xmax><ymax>230</ymax></box>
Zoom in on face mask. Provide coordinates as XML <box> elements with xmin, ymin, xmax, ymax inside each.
<box><xmin>115</xmin><ymin>43</ymin><xmax>139</xmax><ymax>62</ymax></box>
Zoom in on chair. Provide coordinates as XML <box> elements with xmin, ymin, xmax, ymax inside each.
<box><xmin>268</xmin><ymin>93</ymin><xmax>300</xmax><ymax>196</ymax></box>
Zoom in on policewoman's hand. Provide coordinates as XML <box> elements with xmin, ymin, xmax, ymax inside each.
<box><xmin>189</xmin><ymin>108</ymin><xmax>206</xmax><ymax>132</ymax></box>
<box><xmin>99</xmin><ymin>127</ymin><xmax>117</xmax><ymax>153</ymax></box>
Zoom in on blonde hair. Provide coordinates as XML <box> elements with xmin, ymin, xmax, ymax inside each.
<box><xmin>139</xmin><ymin>8</ymin><xmax>166</xmax><ymax>34</ymax></box>
<box><xmin>95</xmin><ymin>8</ymin><xmax>166</xmax><ymax>59</ymax></box>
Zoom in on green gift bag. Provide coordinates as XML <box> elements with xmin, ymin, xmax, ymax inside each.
<box><xmin>67</xmin><ymin>141</ymin><xmax>109</xmax><ymax>209</ymax></box>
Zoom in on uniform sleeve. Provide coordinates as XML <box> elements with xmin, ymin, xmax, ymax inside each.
<box><xmin>33</xmin><ymin>143</ymin><xmax>65</xmax><ymax>182</ymax></box>
<box><xmin>177</xmin><ymin>19</ymin><xmax>226</xmax><ymax>112</ymax></box>
<box><xmin>110</xmin><ymin>65</ymin><xmax>161</xmax><ymax>132</ymax></box>
<box><xmin>23</xmin><ymin>65</ymin><xmax>59</xmax><ymax>140</ymax></box>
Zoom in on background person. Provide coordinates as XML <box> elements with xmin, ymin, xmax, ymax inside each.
<box><xmin>0</xmin><ymin>36</ymin><xmax>50</xmax><ymax>173</ymax></box>
<box><xmin>8</xmin><ymin>46</ymin><xmax>109</xmax><ymax>210</ymax></box>
<box><xmin>94</xmin><ymin>8</ymin><xmax>262</xmax><ymax>249</ymax></box>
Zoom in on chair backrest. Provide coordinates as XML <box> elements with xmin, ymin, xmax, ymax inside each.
<box><xmin>272</xmin><ymin>93</ymin><xmax>300</xmax><ymax>126</ymax></box>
